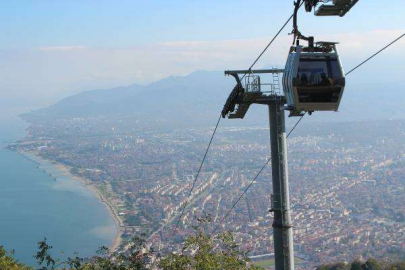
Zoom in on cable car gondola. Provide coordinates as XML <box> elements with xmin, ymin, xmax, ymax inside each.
<box><xmin>281</xmin><ymin>0</ymin><xmax>355</xmax><ymax>116</ymax></box>
<box><xmin>283</xmin><ymin>41</ymin><xmax>345</xmax><ymax>115</ymax></box>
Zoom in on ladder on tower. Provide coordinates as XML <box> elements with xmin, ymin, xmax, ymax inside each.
<box><xmin>272</xmin><ymin>70</ymin><xmax>281</xmax><ymax>96</ymax></box>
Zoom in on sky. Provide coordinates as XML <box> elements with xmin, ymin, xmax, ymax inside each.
<box><xmin>0</xmin><ymin>0</ymin><xmax>404</xmax><ymax>108</ymax></box>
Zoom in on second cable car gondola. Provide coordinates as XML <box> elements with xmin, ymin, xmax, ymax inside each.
<box><xmin>283</xmin><ymin>41</ymin><xmax>345</xmax><ymax>116</ymax></box>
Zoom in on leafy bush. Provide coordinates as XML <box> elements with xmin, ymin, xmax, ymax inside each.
<box><xmin>0</xmin><ymin>245</ymin><xmax>32</xmax><ymax>270</ymax></box>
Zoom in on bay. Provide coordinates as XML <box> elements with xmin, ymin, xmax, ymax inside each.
<box><xmin>0</xmin><ymin>108</ymin><xmax>116</xmax><ymax>266</ymax></box>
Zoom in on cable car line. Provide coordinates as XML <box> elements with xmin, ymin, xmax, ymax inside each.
<box><xmin>210</xmin><ymin>31</ymin><xmax>405</xmax><ymax>235</ymax></box>
<box><xmin>172</xmin><ymin>114</ymin><xmax>222</xmax><ymax>236</ymax></box>
<box><xmin>244</xmin><ymin>1</ymin><xmax>304</xmax><ymax>81</ymax></box>
<box><xmin>346</xmin><ymin>33</ymin><xmax>405</xmax><ymax>76</ymax></box>
<box><xmin>210</xmin><ymin>113</ymin><xmax>306</xmax><ymax>236</ymax></box>
<box><xmin>216</xmin><ymin>1</ymin><xmax>365</xmax><ymax>268</ymax></box>
<box><xmin>171</xmin><ymin>5</ymin><xmax>305</xmax><ymax>238</ymax></box>
<box><xmin>172</xmin><ymin>1</ymin><xmax>397</xmax><ymax>240</ymax></box>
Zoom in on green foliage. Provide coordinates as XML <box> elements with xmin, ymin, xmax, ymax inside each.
<box><xmin>0</xmin><ymin>245</ymin><xmax>32</xmax><ymax>270</ymax></box>
<box><xmin>317</xmin><ymin>262</ymin><xmax>350</xmax><ymax>270</ymax></box>
<box><xmin>34</xmin><ymin>235</ymin><xmax>152</xmax><ymax>270</ymax></box>
<box><xmin>2</xmin><ymin>223</ymin><xmax>405</xmax><ymax>270</ymax></box>
<box><xmin>351</xmin><ymin>259</ymin><xmax>363</xmax><ymax>270</ymax></box>
<box><xmin>386</xmin><ymin>261</ymin><xmax>405</xmax><ymax>270</ymax></box>
<box><xmin>31</xmin><ymin>215</ymin><xmax>260</xmax><ymax>270</ymax></box>
<box><xmin>158</xmin><ymin>215</ymin><xmax>263</xmax><ymax>270</ymax></box>
<box><xmin>35</xmin><ymin>238</ymin><xmax>56</xmax><ymax>269</ymax></box>
<box><xmin>363</xmin><ymin>258</ymin><xmax>383</xmax><ymax>270</ymax></box>
<box><xmin>317</xmin><ymin>258</ymin><xmax>405</xmax><ymax>270</ymax></box>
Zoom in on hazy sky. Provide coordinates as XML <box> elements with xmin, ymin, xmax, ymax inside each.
<box><xmin>1</xmin><ymin>0</ymin><xmax>404</xmax><ymax>108</ymax></box>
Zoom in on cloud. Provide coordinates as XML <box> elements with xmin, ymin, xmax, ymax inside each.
<box><xmin>1</xmin><ymin>29</ymin><xmax>404</xmax><ymax>108</ymax></box>
<box><xmin>37</xmin><ymin>46</ymin><xmax>87</xmax><ymax>52</ymax></box>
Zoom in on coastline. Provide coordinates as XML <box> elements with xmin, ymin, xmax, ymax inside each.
<box><xmin>18</xmin><ymin>150</ymin><xmax>123</xmax><ymax>252</ymax></box>
<box><xmin>78</xmin><ymin>176</ymin><xmax>124</xmax><ymax>252</ymax></box>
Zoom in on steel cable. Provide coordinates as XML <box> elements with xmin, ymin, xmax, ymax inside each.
<box><xmin>171</xmin><ymin>4</ymin><xmax>304</xmax><ymax>238</ymax></box>
<box><xmin>346</xmin><ymin>33</ymin><xmax>405</xmax><ymax>76</ymax></box>
<box><xmin>172</xmin><ymin>114</ymin><xmax>222</xmax><ymax>236</ymax></box>
<box><xmin>210</xmin><ymin>113</ymin><xmax>306</xmax><ymax>236</ymax></box>
<box><xmin>240</xmin><ymin>1</ymin><xmax>304</xmax><ymax>82</ymax></box>
<box><xmin>208</xmin><ymin>32</ymin><xmax>405</xmax><ymax>234</ymax></box>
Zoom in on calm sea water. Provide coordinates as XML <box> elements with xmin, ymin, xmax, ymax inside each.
<box><xmin>0</xmin><ymin>108</ymin><xmax>116</xmax><ymax>266</ymax></box>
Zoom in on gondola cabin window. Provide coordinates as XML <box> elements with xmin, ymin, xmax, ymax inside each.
<box><xmin>296</xmin><ymin>58</ymin><xmax>342</xmax><ymax>103</ymax></box>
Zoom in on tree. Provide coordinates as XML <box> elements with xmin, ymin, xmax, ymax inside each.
<box><xmin>316</xmin><ymin>259</ymin><xmax>405</xmax><ymax>270</ymax></box>
<box><xmin>351</xmin><ymin>259</ymin><xmax>363</xmax><ymax>270</ymax></box>
<box><xmin>2</xmin><ymin>237</ymin><xmax>405</xmax><ymax>270</ymax></box>
<box><xmin>386</xmin><ymin>261</ymin><xmax>405</xmax><ymax>270</ymax></box>
<box><xmin>362</xmin><ymin>258</ymin><xmax>383</xmax><ymax>270</ymax></box>
<box><xmin>0</xmin><ymin>245</ymin><xmax>32</xmax><ymax>270</ymax></box>
<box><xmin>35</xmin><ymin>238</ymin><xmax>57</xmax><ymax>270</ymax></box>
<box><xmin>35</xmin><ymin>235</ymin><xmax>152</xmax><ymax>270</ymax></box>
<box><xmin>158</xmin><ymin>215</ymin><xmax>263</xmax><ymax>270</ymax></box>
<box><xmin>317</xmin><ymin>262</ymin><xmax>349</xmax><ymax>270</ymax></box>
<box><xmin>32</xmin><ymin>215</ymin><xmax>261</xmax><ymax>270</ymax></box>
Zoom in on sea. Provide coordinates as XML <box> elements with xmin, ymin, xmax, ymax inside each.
<box><xmin>0</xmin><ymin>108</ymin><xmax>116</xmax><ymax>266</ymax></box>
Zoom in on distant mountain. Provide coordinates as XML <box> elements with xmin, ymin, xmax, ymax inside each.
<box><xmin>22</xmin><ymin>71</ymin><xmax>233</xmax><ymax>127</ymax></box>
<box><xmin>22</xmin><ymin>71</ymin><xmax>405</xmax><ymax>127</ymax></box>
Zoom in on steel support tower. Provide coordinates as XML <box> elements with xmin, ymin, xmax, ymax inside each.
<box><xmin>223</xmin><ymin>69</ymin><xmax>295</xmax><ymax>270</ymax></box>
<box><xmin>269</xmin><ymin>102</ymin><xmax>294</xmax><ymax>270</ymax></box>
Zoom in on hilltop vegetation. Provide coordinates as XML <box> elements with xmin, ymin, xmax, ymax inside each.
<box><xmin>2</xmin><ymin>228</ymin><xmax>404</xmax><ymax>270</ymax></box>
<box><xmin>317</xmin><ymin>258</ymin><xmax>405</xmax><ymax>270</ymax></box>
<box><xmin>1</xmin><ymin>219</ymin><xmax>263</xmax><ymax>270</ymax></box>
<box><xmin>0</xmin><ymin>246</ymin><xmax>31</xmax><ymax>270</ymax></box>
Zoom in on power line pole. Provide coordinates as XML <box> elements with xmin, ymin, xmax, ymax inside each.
<box><xmin>269</xmin><ymin>102</ymin><xmax>294</xmax><ymax>270</ymax></box>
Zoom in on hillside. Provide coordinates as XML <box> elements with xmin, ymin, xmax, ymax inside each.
<box><xmin>22</xmin><ymin>71</ymin><xmax>405</xmax><ymax>127</ymax></box>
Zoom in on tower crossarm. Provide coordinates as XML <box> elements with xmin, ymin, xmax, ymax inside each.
<box><xmin>222</xmin><ymin>69</ymin><xmax>285</xmax><ymax>119</ymax></box>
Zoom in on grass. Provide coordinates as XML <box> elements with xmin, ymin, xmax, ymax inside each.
<box><xmin>254</xmin><ymin>259</ymin><xmax>275</xmax><ymax>268</ymax></box>
<box><xmin>254</xmin><ymin>258</ymin><xmax>304</xmax><ymax>268</ymax></box>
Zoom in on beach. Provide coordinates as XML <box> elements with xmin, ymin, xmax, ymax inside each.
<box><xmin>77</xmin><ymin>176</ymin><xmax>124</xmax><ymax>252</ymax></box>
<box><xmin>18</xmin><ymin>150</ymin><xmax>123</xmax><ymax>252</ymax></box>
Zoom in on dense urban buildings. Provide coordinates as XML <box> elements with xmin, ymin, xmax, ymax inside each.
<box><xmin>10</xmin><ymin>116</ymin><xmax>405</xmax><ymax>268</ymax></box>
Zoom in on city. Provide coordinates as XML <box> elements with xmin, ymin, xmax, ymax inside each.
<box><xmin>9</xmin><ymin>115</ymin><xmax>405</xmax><ymax>268</ymax></box>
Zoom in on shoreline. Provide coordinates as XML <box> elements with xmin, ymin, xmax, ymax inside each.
<box><xmin>79</xmin><ymin>177</ymin><xmax>124</xmax><ymax>252</ymax></box>
<box><xmin>18</xmin><ymin>150</ymin><xmax>123</xmax><ymax>252</ymax></box>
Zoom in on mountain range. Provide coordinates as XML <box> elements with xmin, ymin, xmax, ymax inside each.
<box><xmin>22</xmin><ymin>70</ymin><xmax>405</xmax><ymax>127</ymax></box>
